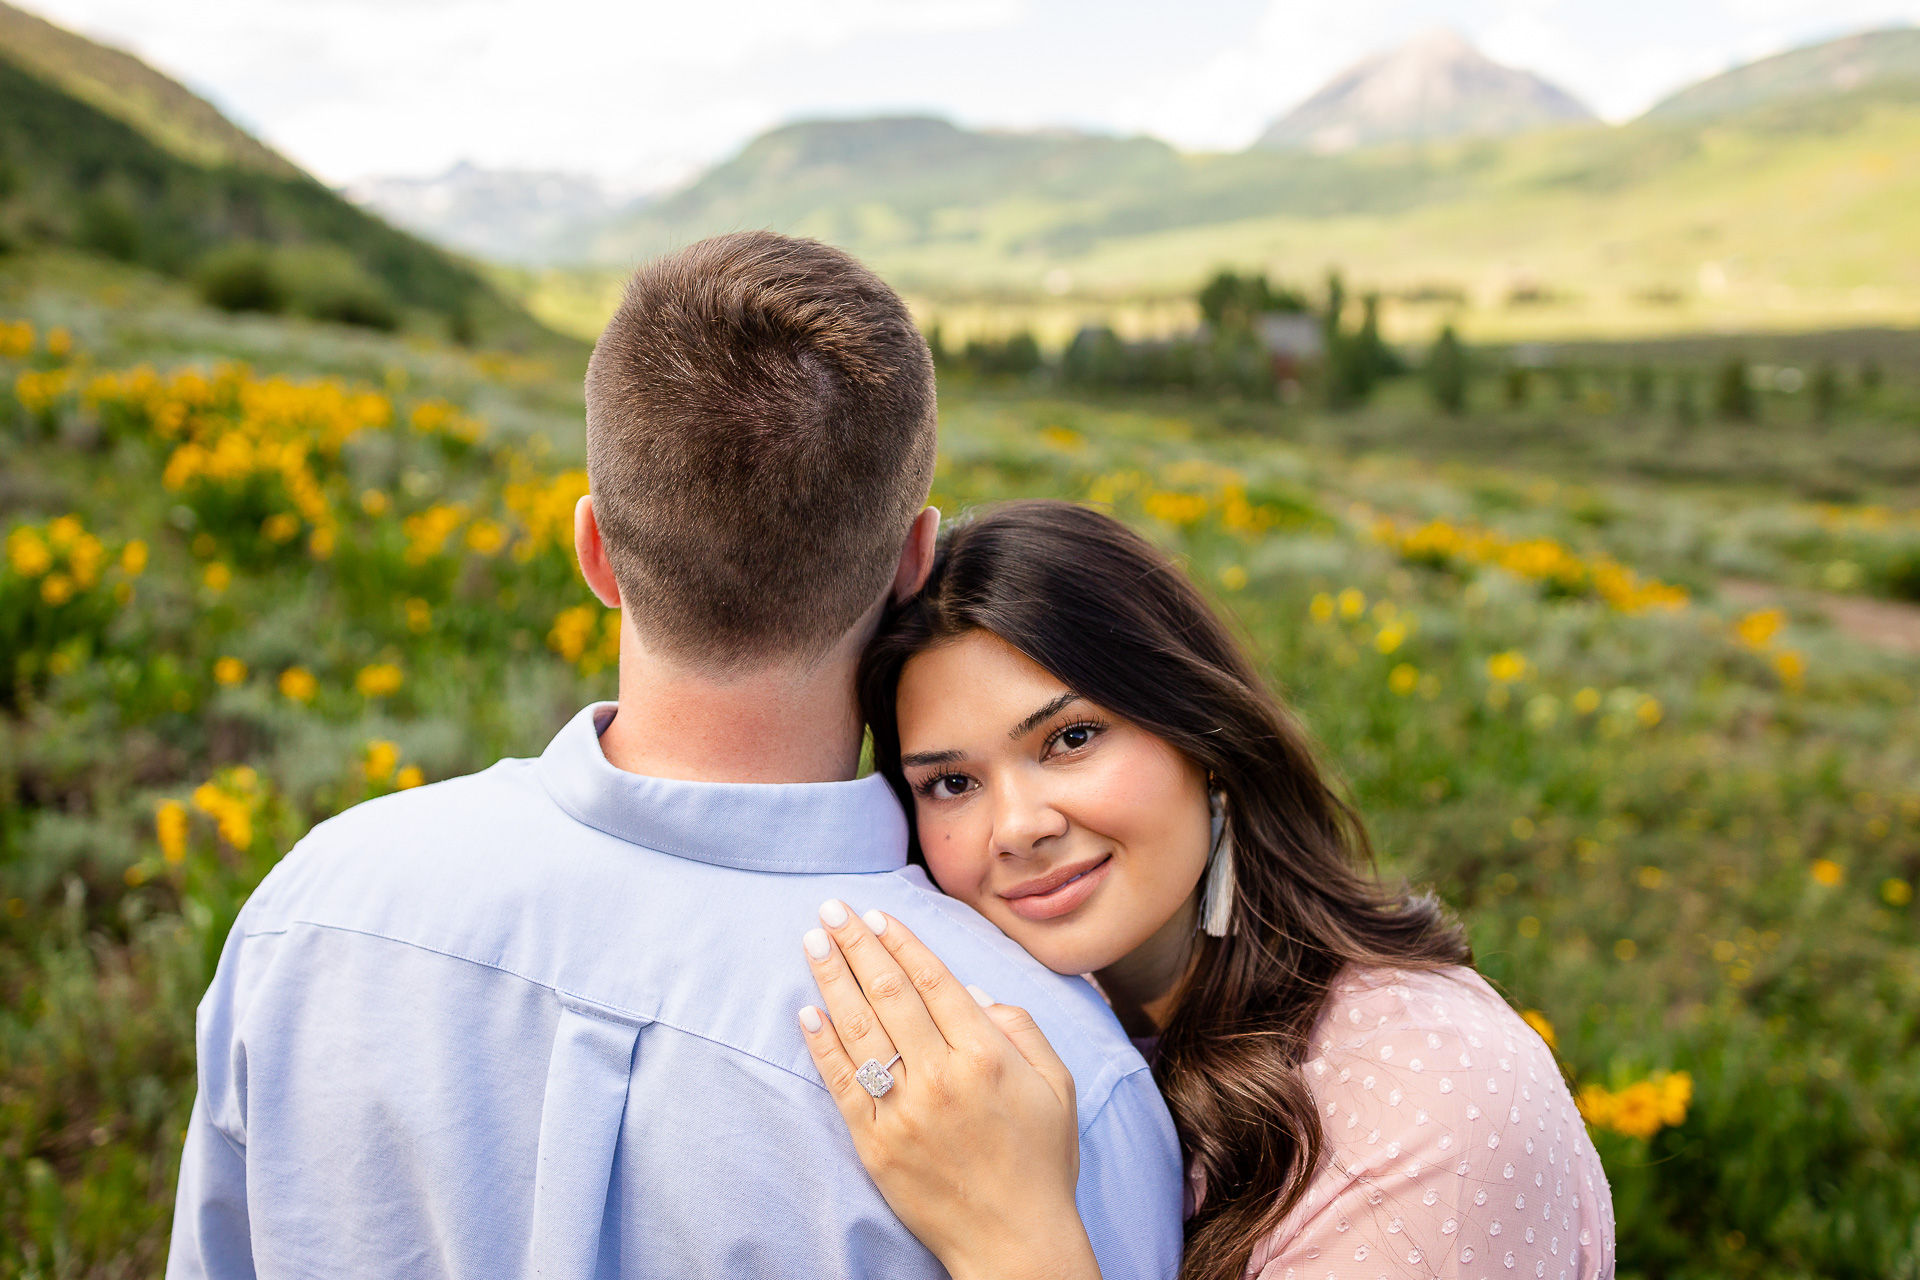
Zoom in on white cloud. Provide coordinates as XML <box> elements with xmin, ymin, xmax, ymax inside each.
<box><xmin>21</xmin><ymin>0</ymin><xmax>1026</xmax><ymax>180</ymax></box>
<box><xmin>15</xmin><ymin>0</ymin><xmax>1920</xmax><ymax>181</ymax></box>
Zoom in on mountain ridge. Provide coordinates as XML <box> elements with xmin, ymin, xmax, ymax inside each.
<box><xmin>0</xmin><ymin>0</ymin><xmax>300</xmax><ymax>177</ymax></box>
<box><xmin>1648</xmin><ymin>26</ymin><xmax>1920</xmax><ymax>120</ymax></box>
<box><xmin>1257</xmin><ymin>28</ymin><xmax>1594</xmax><ymax>153</ymax></box>
<box><xmin>0</xmin><ymin>3</ymin><xmax>563</xmax><ymax>349</ymax></box>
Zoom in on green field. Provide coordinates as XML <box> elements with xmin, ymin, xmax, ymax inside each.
<box><xmin>3</xmin><ymin>250</ymin><xmax>1919</xmax><ymax>1276</ymax></box>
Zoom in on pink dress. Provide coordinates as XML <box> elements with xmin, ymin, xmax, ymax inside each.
<box><xmin>1239</xmin><ymin>966</ymin><xmax>1615</xmax><ymax>1280</ymax></box>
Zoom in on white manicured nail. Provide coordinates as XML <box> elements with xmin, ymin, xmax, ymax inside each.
<box><xmin>804</xmin><ymin>929</ymin><xmax>831</xmax><ymax>960</ymax></box>
<box><xmin>967</xmin><ymin>984</ymin><xmax>994</xmax><ymax>1007</ymax></box>
<box><xmin>798</xmin><ymin>1006</ymin><xmax>823</xmax><ymax>1033</ymax></box>
<box><xmin>863</xmin><ymin>909</ymin><xmax>888</xmax><ymax>936</ymax></box>
<box><xmin>819</xmin><ymin>900</ymin><xmax>849</xmax><ymax>927</ymax></box>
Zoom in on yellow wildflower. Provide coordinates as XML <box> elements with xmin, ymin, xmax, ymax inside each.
<box><xmin>396</xmin><ymin>765</ymin><xmax>425</xmax><ymax>790</ymax></box>
<box><xmin>405</xmin><ymin>598</ymin><xmax>432</xmax><ymax>633</ymax></box>
<box><xmin>192</xmin><ymin>779</ymin><xmax>253</xmax><ymax>849</ymax></box>
<box><xmin>1337</xmin><ymin>588</ymin><xmax>1366</xmax><ymax>619</ymax></box>
<box><xmin>204</xmin><ymin>562</ymin><xmax>232</xmax><ymax>592</ymax></box>
<box><xmin>1521</xmin><ymin>1010</ymin><xmax>1557</xmax><ymax>1051</ymax></box>
<box><xmin>213</xmin><ymin>656</ymin><xmax>247</xmax><ymax>686</ymax></box>
<box><xmin>1736</xmin><ymin>609</ymin><xmax>1784</xmax><ymax>650</ymax></box>
<box><xmin>1309</xmin><ymin>592</ymin><xmax>1334</xmax><ymax>622</ymax></box>
<box><xmin>1811</xmin><ymin>858</ymin><xmax>1844</xmax><ymax>887</ymax></box>
<box><xmin>1219</xmin><ymin>565</ymin><xmax>1248</xmax><ymax>591</ymax></box>
<box><xmin>465</xmin><ymin>519</ymin><xmax>507</xmax><ymax>555</ymax></box>
<box><xmin>7</xmin><ymin>528</ymin><xmax>52</xmax><ymax>577</ymax></box>
<box><xmin>356</xmin><ymin>664</ymin><xmax>403</xmax><ymax>698</ymax></box>
<box><xmin>1143</xmin><ymin>491</ymin><xmax>1208</xmax><ymax>525</ymax></box>
<box><xmin>364</xmin><ymin>740</ymin><xmax>399</xmax><ymax>783</ymax></box>
<box><xmin>39</xmin><ymin>573</ymin><xmax>74</xmax><ymax>605</ymax></box>
<box><xmin>1573</xmin><ymin>687</ymin><xmax>1601</xmax><ymax>715</ymax></box>
<box><xmin>279</xmin><ymin>667</ymin><xmax>318</xmax><ymax>703</ymax></box>
<box><xmin>1487</xmin><ymin>651</ymin><xmax>1528</xmax><ymax>684</ymax></box>
<box><xmin>1388</xmin><ymin>663</ymin><xmax>1419</xmax><ymax>695</ymax></box>
<box><xmin>156</xmin><ymin>800</ymin><xmax>189</xmax><ymax>863</ymax></box>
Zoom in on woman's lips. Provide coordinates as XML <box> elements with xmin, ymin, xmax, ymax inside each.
<box><xmin>1000</xmin><ymin>854</ymin><xmax>1113</xmax><ymax>922</ymax></box>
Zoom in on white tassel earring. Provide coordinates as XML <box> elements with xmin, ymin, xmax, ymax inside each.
<box><xmin>1201</xmin><ymin>789</ymin><xmax>1238</xmax><ymax>937</ymax></box>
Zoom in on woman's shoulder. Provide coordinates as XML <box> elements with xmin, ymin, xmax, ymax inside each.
<box><xmin>1245</xmin><ymin>965</ymin><xmax>1614</xmax><ymax>1280</ymax></box>
<box><xmin>1305</xmin><ymin>967</ymin><xmax>1528</xmax><ymax>1066</ymax></box>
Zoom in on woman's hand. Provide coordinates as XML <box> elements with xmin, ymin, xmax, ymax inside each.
<box><xmin>799</xmin><ymin>901</ymin><xmax>1101</xmax><ymax>1280</ymax></box>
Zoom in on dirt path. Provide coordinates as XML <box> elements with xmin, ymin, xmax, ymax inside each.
<box><xmin>1721</xmin><ymin>579</ymin><xmax>1920</xmax><ymax>655</ymax></box>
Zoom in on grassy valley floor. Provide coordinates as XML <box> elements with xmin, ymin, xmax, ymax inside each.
<box><xmin>1</xmin><ymin>265</ymin><xmax>1918</xmax><ymax>1276</ymax></box>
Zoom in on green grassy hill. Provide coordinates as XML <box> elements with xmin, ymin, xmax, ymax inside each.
<box><xmin>0</xmin><ymin>4</ymin><xmax>562</xmax><ymax>350</ymax></box>
<box><xmin>0</xmin><ymin>0</ymin><xmax>297</xmax><ymax>176</ymax></box>
<box><xmin>1648</xmin><ymin>26</ymin><xmax>1920</xmax><ymax>121</ymax></box>
<box><xmin>544</xmin><ymin>29</ymin><xmax>1920</xmax><ymax>346</ymax></box>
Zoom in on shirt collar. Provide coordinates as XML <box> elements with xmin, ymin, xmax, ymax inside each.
<box><xmin>536</xmin><ymin>702</ymin><xmax>908</xmax><ymax>875</ymax></box>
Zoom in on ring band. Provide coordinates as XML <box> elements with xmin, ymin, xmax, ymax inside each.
<box><xmin>855</xmin><ymin>1052</ymin><xmax>904</xmax><ymax>1098</ymax></box>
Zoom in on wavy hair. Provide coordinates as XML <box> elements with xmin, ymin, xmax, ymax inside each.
<box><xmin>858</xmin><ymin>500</ymin><xmax>1470</xmax><ymax>1280</ymax></box>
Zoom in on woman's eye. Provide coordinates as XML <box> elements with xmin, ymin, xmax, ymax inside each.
<box><xmin>925</xmin><ymin>774</ymin><xmax>971</xmax><ymax>799</ymax></box>
<box><xmin>1047</xmin><ymin>721</ymin><xmax>1103</xmax><ymax>757</ymax></box>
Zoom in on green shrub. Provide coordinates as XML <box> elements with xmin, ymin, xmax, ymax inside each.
<box><xmin>1714</xmin><ymin>357</ymin><xmax>1756</xmax><ymax>421</ymax></box>
<box><xmin>275</xmin><ymin>245</ymin><xmax>399</xmax><ymax>332</ymax></box>
<box><xmin>196</xmin><ymin>245</ymin><xmax>287</xmax><ymax>314</ymax></box>
<box><xmin>74</xmin><ymin>195</ymin><xmax>139</xmax><ymax>262</ymax></box>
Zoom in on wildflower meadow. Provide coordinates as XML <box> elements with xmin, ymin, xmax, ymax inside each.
<box><xmin>2</xmin><ymin>290</ymin><xmax>1917</xmax><ymax>1279</ymax></box>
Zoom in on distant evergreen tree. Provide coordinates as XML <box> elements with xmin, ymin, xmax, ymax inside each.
<box><xmin>1554</xmin><ymin>366</ymin><xmax>1580</xmax><ymax>404</ymax></box>
<box><xmin>1811</xmin><ymin>362</ymin><xmax>1840</xmax><ymax>423</ymax></box>
<box><xmin>1713</xmin><ymin>357</ymin><xmax>1755</xmax><ymax>421</ymax></box>
<box><xmin>960</xmin><ymin>331</ymin><xmax>1043</xmax><ymax>378</ymax></box>
<box><xmin>1198</xmin><ymin>269</ymin><xmax>1307</xmax><ymax>331</ymax></box>
<box><xmin>1673</xmin><ymin>373</ymin><xmax>1699</xmax><ymax>425</ymax></box>
<box><xmin>1062</xmin><ymin>326</ymin><xmax>1126</xmax><ymax>387</ymax></box>
<box><xmin>1503</xmin><ymin>366</ymin><xmax>1530</xmax><ymax>408</ymax></box>
<box><xmin>1426</xmin><ymin>325</ymin><xmax>1468</xmax><ymax>415</ymax></box>
<box><xmin>1629</xmin><ymin>366</ymin><xmax>1656</xmax><ymax>412</ymax></box>
<box><xmin>1323</xmin><ymin>271</ymin><xmax>1386</xmax><ymax>409</ymax></box>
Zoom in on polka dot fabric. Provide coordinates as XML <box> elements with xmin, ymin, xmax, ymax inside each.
<box><xmin>1243</xmin><ymin>967</ymin><xmax>1615</xmax><ymax>1280</ymax></box>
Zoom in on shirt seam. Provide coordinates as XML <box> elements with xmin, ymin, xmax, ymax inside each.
<box><xmin>531</xmin><ymin>757</ymin><xmax>905</xmax><ymax>876</ymax></box>
<box><xmin>247</xmin><ymin>916</ymin><xmax>1150</xmax><ymax>1120</ymax></box>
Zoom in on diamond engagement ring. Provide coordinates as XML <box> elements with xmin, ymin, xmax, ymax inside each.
<box><xmin>855</xmin><ymin>1052</ymin><xmax>904</xmax><ymax>1099</ymax></box>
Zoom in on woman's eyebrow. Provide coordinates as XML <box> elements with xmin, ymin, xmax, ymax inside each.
<box><xmin>900</xmin><ymin>748</ymin><xmax>965</xmax><ymax>768</ymax></box>
<box><xmin>1011</xmin><ymin>692</ymin><xmax>1081</xmax><ymax>739</ymax></box>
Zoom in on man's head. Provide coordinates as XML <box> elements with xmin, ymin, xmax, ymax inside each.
<box><xmin>582</xmin><ymin>232</ymin><xmax>938</xmax><ymax>672</ymax></box>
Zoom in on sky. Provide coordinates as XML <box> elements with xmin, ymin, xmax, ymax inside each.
<box><xmin>19</xmin><ymin>0</ymin><xmax>1920</xmax><ymax>187</ymax></box>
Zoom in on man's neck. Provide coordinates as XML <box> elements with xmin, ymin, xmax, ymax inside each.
<box><xmin>595</xmin><ymin>624</ymin><xmax>868</xmax><ymax>784</ymax></box>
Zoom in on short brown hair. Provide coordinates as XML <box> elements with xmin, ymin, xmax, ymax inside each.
<box><xmin>585</xmin><ymin>232</ymin><xmax>937</xmax><ymax>668</ymax></box>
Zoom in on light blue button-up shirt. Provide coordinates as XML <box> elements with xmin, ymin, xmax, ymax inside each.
<box><xmin>169</xmin><ymin>702</ymin><xmax>1185</xmax><ymax>1279</ymax></box>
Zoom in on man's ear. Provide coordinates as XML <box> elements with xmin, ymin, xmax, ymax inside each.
<box><xmin>890</xmin><ymin>506</ymin><xmax>941</xmax><ymax>603</ymax></box>
<box><xmin>574</xmin><ymin>494</ymin><xmax>622</xmax><ymax>608</ymax></box>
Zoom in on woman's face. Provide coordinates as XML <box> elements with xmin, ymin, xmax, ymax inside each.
<box><xmin>894</xmin><ymin>629</ymin><xmax>1214</xmax><ymax>978</ymax></box>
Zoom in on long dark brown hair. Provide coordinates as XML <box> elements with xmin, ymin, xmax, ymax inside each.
<box><xmin>858</xmin><ymin>500</ymin><xmax>1470</xmax><ymax>1280</ymax></box>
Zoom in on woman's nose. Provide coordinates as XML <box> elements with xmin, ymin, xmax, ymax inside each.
<box><xmin>990</xmin><ymin>772</ymin><xmax>1069</xmax><ymax>855</ymax></box>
